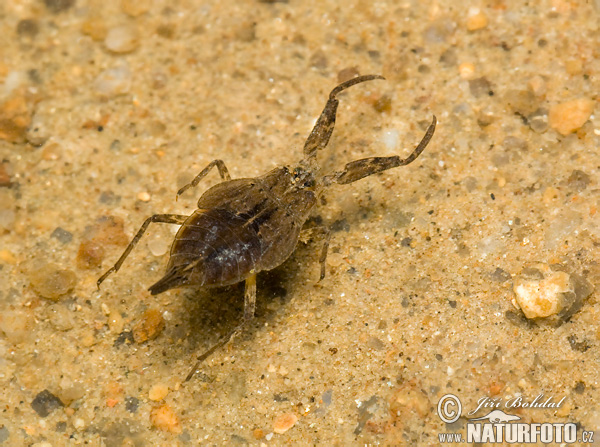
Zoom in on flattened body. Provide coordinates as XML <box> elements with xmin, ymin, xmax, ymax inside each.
<box><xmin>149</xmin><ymin>167</ymin><xmax>316</xmax><ymax>294</ymax></box>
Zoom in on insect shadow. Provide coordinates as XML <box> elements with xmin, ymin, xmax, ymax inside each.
<box><xmin>97</xmin><ymin>74</ymin><xmax>436</xmax><ymax>381</ymax></box>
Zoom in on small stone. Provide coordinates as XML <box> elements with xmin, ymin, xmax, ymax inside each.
<box><xmin>94</xmin><ymin>64</ymin><xmax>132</xmax><ymax>97</ymax></box>
<box><xmin>549</xmin><ymin>98</ymin><xmax>595</xmax><ymax>135</ymax></box>
<box><xmin>504</xmin><ymin>89</ymin><xmax>539</xmax><ymax>116</ymax></box>
<box><xmin>466</xmin><ymin>10</ymin><xmax>488</xmax><ymax>31</ymax></box>
<box><xmin>326</xmin><ymin>253</ymin><xmax>344</xmax><ymax>267</ymax></box>
<box><xmin>528</xmin><ymin>108</ymin><xmax>549</xmax><ymax>133</ymax></box>
<box><xmin>51</xmin><ymin>227</ymin><xmax>73</xmax><ymax>244</ymax></box>
<box><xmin>149</xmin><ymin>383</ymin><xmax>169</xmax><ymax>401</ymax></box>
<box><xmin>0</xmin><ymin>209</ymin><xmax>16</xmax><ymax>230</ymax></box>
<box><xmin>46</xmin><ymin>303</ymin><xmax>75</xmax><ymax>331</ymax></box>
<box><xmin>565</xmin><ymin>169</ymin><xmax>590</xmax><ymax>192</ymax></box>
<box><xmin>0</xmin><ymin>162</ymin><xmax>11</xmax><ymax>187</ymax></box>
<box><xmin>458</xmin><ymin>62</ymin><xmax>476</xmax><ymax>79</ymax></box>
<box><xmin>0</xmin><ymin>308</ymin><xmax>34</xmax><ymax>344</ymax></box>
<box><xmin>16</xmin><ymin>19</ymin><xmax>39</xmax><ymax>39</ymax></box>
<box><xmin>150</xmin><ymin>404</ymin><xmax>182</xmax><ymax>433</ymax></box>
<box><xmin>0</xmin><ymin>90</ymin><xmax>33</xmax><ymax>143</ymax></box>
<box><xmin>0</xmin><ymin>249</ymin><xmax>17</xmax><ymax>264</ymax></box>
<box><xmin>31</xmin><ymin>390</ymin><xmax>64</xmax><ymax>417</ymax></box>
<box><xmin>273</xmin><ymin>413</ymin><xmax>298</xmax><ymax>434</ymax></box>
<box><xmin>337</xmin><ymin>67</ymin><xmax>360</xmax><ymax>83</ymax></box>
<box><xmin>78</xmin><ymin>216</ymin><xmax>129</xmax><ymax>269</ymax></box>
<box><xmin>81</xmin><ymin>17</ymin><xmax>107</xmax><ymax>41</ymax></box>
<box><xmin>108</xmin><ymin>311</ymin><xmax>124</xmax><ymax>333</ymax></box>
<box><xmin>490</xmin><ymin>267</ymin><xmax>511</xmax><ymax>283</ymax></box>
<box><xmin>147</xmin><ymin>237</ymin><xmax>169</xmax><ymax>257</ymax></box>
<box><xmin>125</xmin><ymin>396</ymin><xmax>140</xmax><ymax>413</ymax></box>
<box><xmin>0</xmin><ymin>426</ymin><xmax>8</xmax><ymax>443</ymax></box>
<box><xmin>105</xmin><ymin>25</ymin><xmax>139</xmax><ymax>53</ymax></box>
<box><xmin>43</xmin><ymin>0</ymin><xmax>75</xmax><ymax>13</ymax></box>
<box><xmin>513</xmin><ymin>264</ymin><xmax>573</xmax><ymax>320</ymax></box>
<box><xmin>121</xmin><ymin>0</ymin><xmax>150</xmax><ymax>17</ymax></box>
<box><xmin>469</xmin><ymin>77</ymin><xmax>492</xmax><ymax>97</ymax></box>
<box><xmin>133</xmin><ymin>309</ymin><xmax>165</xmax><ymax>343</ymax></box>
<box><xmin>366</xmin><ymin>336</ymin><xmax>386</xmax><ymax>351</ymax></box>
<box><xmin>57</xmin><ymin>383</ymin><xmax>85</xmax><ymax>405</ymax></box>
<box><xmin>28</xmin><ymin>263</ymin><xmax>77</xmax><ymax>301</ymax></box>
<box><xmin>76</xmin><ymin>239</ymin><xmax>105</xmax><ymax>269</ymax></box>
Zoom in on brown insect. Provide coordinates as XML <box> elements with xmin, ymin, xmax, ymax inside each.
<box><xmin>97</xmin><ymin>74</ymin><xmax>436</xmax><ymax>381</ymax></box>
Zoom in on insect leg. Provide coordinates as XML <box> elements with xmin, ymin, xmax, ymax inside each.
<box><xmin>300</xmin><ymin>226</ymin><xmax>331</xmax><ymax>280</ymax></box>
<box><xmin>303</xmin><ymin>75</ymin><xmax>385</xmax><ymax>161</ymax></box>
<box><xmin>176</xmin><ymin>159</ymin><xmax>231</xmax><ymax>198</ymax></box>
<box><xmin>323</xmin><ymin>116</ymin><xmax>436</xmax><ymax>185</ymax></box>
<box><xmin>97</xmin><ymin>214</ymin><xmax>188</xmax><ymax>288</ymax></box>
<box><xmin>185</xmin><ymin>273</ymin><xmax>257</xmax><ymax>382</ymax></box>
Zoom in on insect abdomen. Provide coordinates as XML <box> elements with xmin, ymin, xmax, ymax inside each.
<box><xmin>149</xmin><ymin>208</ymin><xmax>262</xmax><ymax>294</ymax></box>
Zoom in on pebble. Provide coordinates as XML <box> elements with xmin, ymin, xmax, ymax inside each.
<box><xmin>548</xmin><ymin>98</ymin><xmax>595</xmax><ymax>135</ymax></box>
<box><xmin>0</xmin><ymin>90</ymin><xmax>32</xmax><ymax>143</ymax></box>
<box><xmin>150</xmin><ymin>404</ymin><xmax>182</xmax><ymax>433</ymax></box>
<box><xmin>273</xmin><ymin>413</ymin><xmax>298</xmax><ymax>434</ymax></box>
<box><xmin>0</xmin><ymin>162</ymin><xmax>11</xmax><ymax>186</ymax></box>
<box><xmin>458</xmin><ymin>62</ymin><xmax>476</xmax><ymax>79</ymax></box>
<box><xmin>147</xmin><ymin>236</ymin><xmax>169</xmax><ymax>257</ymax></box>
<box><xmin>469</xmin><ymin>77</ymin><xmax>492</xmax><ymax>97</ymax></box>
<box><xmin>76</xmin><ymin>239</ymin><xmax>105</xmax><ymax>269</ymax></box>
<box><xmin>104</xmin><ymin>25</ymin><xmax>139</xmax><ymax>53</ymax></box>
<box><xmin>513</xmin><ymin>263</ymin><xmax>573</xmax><ymax>319</ymax></box>
<box><xmin>94</xmin><ymin>64</ymin><xmax>132</xmax><ymax>97</ymax></box>
<box><xmin>43</xmin><ymin>0</ymin><xmax>75</xmax><ymax>13</ymax></box>
<box><xmin>0</xmin><ymin>309</ymin><xmax>34</xmax><ymax>344</ymax></box>
<box><xmin>46</xmin><ymin>303</ymin><xmax>75</xmax><ymax>331</ymax></box>
<box><xmin>0</xmin><ymin>249</ymin><xmax>17</xmax><ymax>264</ymax></box>
<box><xmin>77</xmin><ymin>216</ymin><xmax>129</xmax><ymax>269</ymax></box>
<box><xmin>466</xmin><ymin>10</ymin><xmax>488</xmax><ymax>31</ymax></box>
<box><xmin>16</xmin><ymin>19</ymin><xmax>39</xmax><ymax>39</ymax></box>
<box><xmin>31</xmin><ymin>390</ymin><xmax>64</xmax><ymax>417</ymax></box>
<box><xmin>0</xmin><ymin>209</ymin><xmax>15</xmax><ymax>230</ymax></box>
<box><xmin>149</xmin><ymin>383</ymin><xmax>169</xmax><ymax>401</ymax></box>
<box><xmin>133</xmin><ymin>309</ymin><xmax>165</xmax><ymax>343</ymax></box>
<box><xmin>108</xmin><ymin>311</ymin><xmax>124</xmax><ymax>333</ymax></box>
<box><xmin>50</xmin><ymin>227</ymin><xmax>73</xmax><ymax>244</ymax></box>
<box><xmin>57</xmin><ymin>383</ymin><xmax>85</xmax><ymax>405</ymax></box>
<box><xmin>28</xmin><ymin>262</ymin><xmax>77</xmax><ymax>301</ymax></box>
<box><xmin>81</xmin><ymin>17</ymin><xmax>107</xmax><ymax>41</ymax></box>
<box><xmin>121</xmin><ymin>0</ymin><xmax>150</xmax><ymax>17</ymax></box>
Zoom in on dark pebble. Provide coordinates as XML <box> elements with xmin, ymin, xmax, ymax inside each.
<box><xmin>31</xmin><ymin>390</ymin><xmax>64</xmax><ymax>417</ymax></box>
<box><xmin>331</xmin><ymin>218</ymin><xmax>349</xmax><ymax>232</ymax></box>
<box><xmin>114</xmin><ymin>330</ymin><xmax>135</xmax><ymax>347</ymax></box>
<box><xmin>469</xmin><ymin>77</ymin><xmax>492</xmax><ymax>98</ymax></box>
<box><xmin>16</xmin><ymin>19</ymin><xmax>39</xmax><ymax>38</ymax></box>
<box><xmin>490</xmin><ymin>267</ymin><xmax>511</xmax><ymax>282</ymax></box>
<box><xmin>51</xmin><ymin>227</ymin><xmax>73</xmax><ymax>244</ymax></box>
<box><xmin>125</xmin><ymin>396</ymin><xmax>139</xmax><ymax>413</ymax></box>
<box><xmin>567</xmin><ymin>335</ymin><xmax>590</xmax><ymax>353</ymax></box>
<box><xmin>43</xmin><ymin>0</ymin><xmax>75</xmax><ymax>13</ymax></box>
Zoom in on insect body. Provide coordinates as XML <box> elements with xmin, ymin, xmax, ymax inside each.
<box><xmin>98</xmin><ymin>75</ymin><xmax>436</xmax><ymax>380</ymax></box>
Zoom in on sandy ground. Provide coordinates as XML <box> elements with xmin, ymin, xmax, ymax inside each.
<box><xmin>0</xmin><ymin>0</ymin><xmax>599</xmax><ymax>445</ymax></box>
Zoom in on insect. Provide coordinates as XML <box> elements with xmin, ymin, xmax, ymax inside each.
<box><xmin>97</xmin><ymin>74</ymin><xmax>436</xmax><ymax>380</ymax></box>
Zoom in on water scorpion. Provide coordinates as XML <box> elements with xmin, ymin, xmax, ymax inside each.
<box><xmin>97</xmin><ymin>74</ymin><xmax>436</xmax><ymax>380</ymax></box>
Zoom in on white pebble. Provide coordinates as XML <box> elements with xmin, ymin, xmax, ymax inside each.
<box><xmin>94</xmin><ymin>64</ymin><xmax>132</xmax><ymax>97</ymax></box>
<box><xmin>104</xmin><ymin>25</ymin><xmax>139</xmax><ymax>53</ymax></box>
<box><xmin>381</xmin><ymin>129</ymin><xmax>399</xmax><ymax>150</ymax></box>
<box><xmin>513</xmin><ymin>264</ymin><xmax>573</xmax><ymax>319</ymax></box>
<box><xmin>147</xmin><ymin>237</ymin><xmax>170</xmax><ymax>256</ymax></box>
